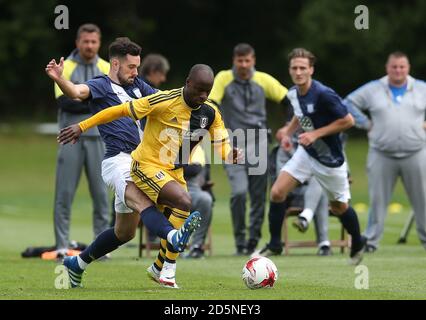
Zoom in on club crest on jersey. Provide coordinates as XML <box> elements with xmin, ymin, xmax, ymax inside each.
<box><xmin>133</xmin><ymin>88</ymin><xmax>142</xmax><ymax>98</ymax></box>
<box><xmin>306</xmin><ymin>103</ymin><xmax>315</xmax><ymax>113</ymax></box>
<box><xmin>155</xmin><ymin>171</ymin><xmax>165</xmax><ymax>180</ymax></box>
<box><xmin>200</xmin><ymin>117</ymin><xmax>208</xmax><ymax>129</ymax></box>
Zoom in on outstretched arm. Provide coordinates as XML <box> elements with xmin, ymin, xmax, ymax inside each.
<box><xmin>46</xmin><ymin>57</ymin><xmax>90</xmax><ymax>100</ymax></box>
<box><xmin>57</xmin><ymin>94</ymin><xmax>157</xmax><ymax>145</ymax></box>
<box><xmin>57</xmin><ymin>104</ymin><xmax>130</xmax><ymax>144</ymax></box>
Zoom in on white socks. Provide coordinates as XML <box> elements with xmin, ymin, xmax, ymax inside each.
<box><xmin>77</xmin><ymin>255</ymin><xmax>88</xmax><ymax>270</ymax></box>
<box><xmin>318</xmin><ymin>240</ymin><xmax>331</xmax><ymax>248</ymax></box>
<box><xmin>162</xmin><ymin>261</ymin><xmax>176</xmax><ymax>271</ymax></box>
<box><xmin>299</xmin><ymin>208</ymin><xmax>314</xmax><ymax>223</ymax></box>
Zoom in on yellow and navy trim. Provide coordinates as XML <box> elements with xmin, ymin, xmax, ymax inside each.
<box><xmin>212</xmin><ymin>137</ymin><xmax>229</xmax><ymax>144</ymax></box>
<box><xmin>128</xmin><ymin>101</ymin><xmax>138</xmax><ymax>120</ymax></box>
<box><xmin>156</xmin><ymin>243</ymin><xmax>166</xmax><ymax>263</ymax></box>
<box><xmin>166</xmin><ymin>241</ymin><xmax>178</xmax><ymax>255</ymax></box>
<box><xmin>170</xmin><ymin>209</ymin><xmax>188</xmax><ymax>220</ymax></box>
<box><xmin>131</xmin><ymin>161</ymin><xmax>162</xmax><ymax>194</ymax></box>
<box><xmin>206</xmin><ymin>98</ymin><xmax>219</xmax><ymax>108</ymax></box>
<box><xmin>147</xmin><ymin>89</ymin><xmax>181</xmax><ymax>106</ymax></box>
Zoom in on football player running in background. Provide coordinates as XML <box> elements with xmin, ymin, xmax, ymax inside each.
<box><xmin>269</xmin><ymin>48</ymin><xmax>366</xmax><ymax>265</ymax></box>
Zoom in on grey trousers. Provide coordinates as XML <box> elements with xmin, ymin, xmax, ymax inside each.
<box><xmin>54</xmin><ymin>136</ymin><xmax>110</xmax><ymax>250</ymax></box>
<box><xmin>276</xmin><ymin>147</ymin><xmax>330</xmax><ymax>245</ymax></box>
<box><xmin>364</xmin><ymin>147</ymin><xmax>426</xmax><ymax>249</ymax></box>
<box><xmin>188</xmin><ymin>181</ymin><xmax>213</xmax><ymax>248</ymax></box>
<box><xmin>224</xmin><ymin>164</ymin><xmax>268</xmax><ymax>249</ymax></box>
<box><xmin>304</xmin><ymin>177</ymin><xmax>330</xmax><ymax>245</ymax></box>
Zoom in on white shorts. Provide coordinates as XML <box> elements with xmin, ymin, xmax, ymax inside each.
<box><xmin>281</xmin><ymin>146</ymin><xmax>351</xmax><ymax>203</ymax></box>
<box><xmin>101</xmin><ymin>152</ymin><xmax>133</xmax><ymax>213</ymax></box>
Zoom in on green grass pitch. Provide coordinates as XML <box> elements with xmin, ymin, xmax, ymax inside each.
<box><xmin>1</xmin><ymin>131</ymin><xmax>425</xmax><ymax>300</ymax></box>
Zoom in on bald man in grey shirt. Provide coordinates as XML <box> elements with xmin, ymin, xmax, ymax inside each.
<box><xmin>344</xmin><ymin>51</ymin><xmax>426</xmax><ymax>252</ymax></box>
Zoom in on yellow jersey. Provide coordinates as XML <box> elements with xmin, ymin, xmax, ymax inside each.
<box><xmin>79</xmin><ymin>87</ymin><xmax>231</xmax><ymax>170</ymax></box>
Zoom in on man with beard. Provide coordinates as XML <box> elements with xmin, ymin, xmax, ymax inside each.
<box><xmin>46</xmin><ymin>37</ymin><xmax>200</xmax><ymax>288</ymax></box>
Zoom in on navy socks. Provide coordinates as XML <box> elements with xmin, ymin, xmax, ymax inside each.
<box><xmin>268</xmin><ymin>201</ymin><xmax>288</xmax><ymax>249</ymax></box>
<box><xmin>140</xmin><ymin>205</ymin><xmax>174</xmax><ymax>239</ymax></box>
<box><xmin>80</xmin><ymin>228</ymin><xmax>125</xmax><ymax>263</ymax></box>
<box><xmin>79</xmin><ymin>206</ymin><xmax>174</xmax><ymax>264</ymax></box>
<box><xmin>338</xmin><ymin>206</ymin><xmax>362</xmax><ymax>246</ymax></box>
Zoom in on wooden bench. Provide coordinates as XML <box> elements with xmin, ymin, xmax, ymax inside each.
<box><xmin>282</xmin><ymin>207</ymin><xmax>351</xmax><ymax>255</ymax></box>
<box><xmin>138</xmin><ymin>223</ymin><xmax>213</xmax><ymax>258</ymax></box>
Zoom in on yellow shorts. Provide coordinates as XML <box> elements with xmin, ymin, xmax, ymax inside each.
<box><xmin>130</xmin><ymin>160</ymin><xmax>187</xmax><ymax>205</ymax></box>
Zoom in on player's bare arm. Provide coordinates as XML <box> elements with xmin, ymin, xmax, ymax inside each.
<box><xmin>298</xmin><ymin>113</ymin><xmax>354</xmax><ymax>146</ymax></box>
<box><xmin>45</xmin><ymin>57</ymin><xmax>90</xmax><ymax>100</ymax></box>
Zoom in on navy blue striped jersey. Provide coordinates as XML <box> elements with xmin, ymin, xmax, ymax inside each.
<box><xmin>85</xmin><ymin>75</ymin><xmax>157</xmax><ymax>158</ymax></box>
<box><xmin>286</xmin><ymin>80</ymin><xmax>348</xmax><ymax>167</ymax></box>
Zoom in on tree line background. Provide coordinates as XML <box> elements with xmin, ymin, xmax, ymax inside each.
<box><xmin>1</xmin><ymin>0</ymin><xmax>426</xmax><ymax>129</ymax></box>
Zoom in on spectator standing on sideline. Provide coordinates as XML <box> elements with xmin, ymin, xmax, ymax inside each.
<box><xmin>53</xmin><ymin>23</ymin><xmax>110</xmax><ymax>257</ymax></box>
<box><xmin>139</xmin><ymin>53</ymin><xmax>170</xmax><ymax>88</ymax></box>
<box><xmin>209</xmin><ymin>43</ymin><xmax>288</xmax><ymax>255</ymax></box>
<box><xmin>344</xmin><ymin>51</ymin><xmax>426</xmax><ymax>252</ymax></box>
<box><xmin>183</xmin><ymin>144</ymin><xmax>214</xmax><ymax>259</ymax></box>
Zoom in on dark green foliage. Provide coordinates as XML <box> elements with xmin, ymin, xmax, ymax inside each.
<box><xmin>1</xmin><ymin>0</ymin><xmax>425</xmax><ymax>123</ymax></box>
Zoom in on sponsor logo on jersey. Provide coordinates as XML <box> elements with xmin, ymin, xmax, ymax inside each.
<box><xmin>155</xmin><ymin>171</ymin><xmax>165</xmax><ymax>180</ymax></box>
<box><xmin>200</xmin><ymin>117</ymin><xmax>208</xmax><ymax>128</ymax></box>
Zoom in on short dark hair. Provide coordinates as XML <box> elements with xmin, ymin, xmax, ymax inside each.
<box><xmin>387</xmin><ymin>51</ymin><xmax>410</xmax><ymax>63</ymax></box>
<box><xmin>233</xmin><ymin>43</ymin><xmax>255</xmax><ymax>57</ymax></box>
<box><xmin>140</xmin><ymin>54</ymin><xmax>170</xmax><ymax>76</ymax></box>
<box><xmin>288</xmin><ymin>48</ymin><xmax>316</xmax><ymax>66</ymax></box>
<box><xmin>108</xmin><ymin>37</ymin><xmax>141</xmax><ymax>60</ymax></box>
<box><xmin>76</xmin><ymin>23</ymin><xmax>101</xmax><ymax>40</ymax></box>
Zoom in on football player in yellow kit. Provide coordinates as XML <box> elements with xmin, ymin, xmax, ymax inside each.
<box><xmin>58</xmin><ymin>64</ymin><xmax>243</xmax><ymax>288</ymax></box>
